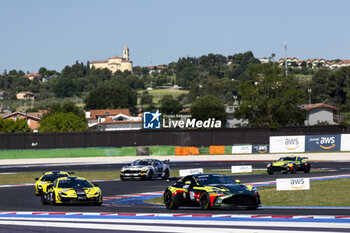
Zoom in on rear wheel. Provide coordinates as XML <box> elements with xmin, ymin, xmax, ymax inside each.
<box><xmin>164</xmin><ymin>191</ymin><xmax>178</xmax><ymax>210</ymax></box>
<box><xmin>41</xmin><ymin>193</ymin><xmax>48</xmax><ymax>205</ymax></box>
<box><xmin>199</xmin><ymin>192</ymin><xmax>211</xmax><ymax>210</ymax></box>
<box><xmin>162</xmin><ymin>169</ymin><xmax>170</xmax><ymax>179</ymax></box>
<box><xmin>267</xmin><ymin>169</ymin><xmax>274</xmax><ymax>175</ymax></box>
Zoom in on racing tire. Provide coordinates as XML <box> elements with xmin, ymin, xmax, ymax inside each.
<box><xmin>267</xmin><ymin>169</ymin><xmax>274</xmax><ymax>175</ymax></box>
<box><xmin>199</xmin><ymin>192</ymin><xmax>211</xmax><ymax>210</ymax></box>
<box><xmin>247</xmin><ymin>206</ymin><xmax>259</xmax><ymax>210</ymax></box>
<box><xmin>41</xmin><ymin>193</ymin><xmax>48</xmax><ymax>205</ymax></box>
<box><xmin>93</xmin><ymin>200</ymin><xmax>103</xmax><ymax>206</ymax></box>
<box><xmin>147</xmin><ymin>170</ymin><xmax>153</xmax><ymax>181</ymax></box>
<box><xmin>120</xmin><ymin>175</ymin><xmax>126</xmax><ymax>181</ymax></box>
<box><xmin>304</xmin><ymin>165</ymin><xmax>311</xmax><ymax>173</ymax></box>
<box><xmin>162</xmin><ymin>169</ymin><xmax>170</xmax><ymax>179</ymax></box>
<box><xmin>164</xmin><ymin>191</ymin><xmax>179</xmax><ymax>210</ymax></box>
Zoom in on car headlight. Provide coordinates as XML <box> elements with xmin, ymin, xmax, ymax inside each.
<box><xmin>94</xmin><ymin>190</ymin><xmax>101</xmax><ymax>195</ymax></box>
<box><xmin>58</xmin><ymin>191</ymin><xmax>67</xmax><ymax>196</ymax></box>
<box><xmin>121</xmin><ymin>168</ymin><xmax>125</xmax><ymax>172</ymax></box>
<box><xmin>267</xmin><ymin>163</ymin><xmax>271</xmax><ymax>167</ymax></box>
<box><xmin>213</xmin><ymin>189</ymin><xmax>225</xmax><ymax>195</ymax></box>
<box><xmin>141</xmin><ymin>168</ymin><xmax>148</xmax><ymax>172</ymax></box>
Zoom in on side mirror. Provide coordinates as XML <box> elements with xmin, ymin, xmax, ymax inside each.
<box><xmin>93</xmin><ymin>183</ymin><xmax>99</xmax><ymax>187</ymax></box>
<box><xmin>35</xmin><ymin>178</ymin><xmax>39</xmax><ymax>181</ymax></box>
<box><xmin>235</xmin><ymin>179</ymin><xmax>241</xmax><ymax>184</ymax></box>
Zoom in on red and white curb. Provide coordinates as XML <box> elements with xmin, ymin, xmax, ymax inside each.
<box><xmin>0</xmin><ymin>212</ymin><xmax>350</xmax><ymax>219</ymax></box>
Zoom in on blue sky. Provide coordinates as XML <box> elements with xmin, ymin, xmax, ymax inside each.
<box><xmin>1</xmin><ymin>0</ymin><xmax>349</xmax><ymax>73</ymax></box>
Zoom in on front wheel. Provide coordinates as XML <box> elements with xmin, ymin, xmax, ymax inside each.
<box><xmin>164</xmin><ymin>191</ymin><xmax>178</xmax><ymax>210</ymax></box>
<box><xmin>199</xmin><ymin>192</ymin><xmax>211</xmax><ymax>210</ymax></box>
<box><xmin>267</xmin><ymin>169</ymin><xmax>274</xmax><ymax>175</ymax></box>
<box><xmin>290</xmin><ymin>164</ymin><xmax>296</xmax><ymax>174</ymax></box>
<box><xmin>50</xmin><ymin>192</ymin><xmax>57</xmax><ymax>206</ymax></box>
<box><xmin>147</xmin><ymin>170</ymin><xmax>153</xmax><ymax>181</ymax></box>
<box><xmin>304</xmin><ymin>165</ymin><xmax>311</xmax><ymax>173</ymax></box>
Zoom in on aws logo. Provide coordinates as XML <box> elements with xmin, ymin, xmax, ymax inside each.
<box><xmin>319</xmin><ymin>136</ymin><xmax>335</xmax><ymax>150</ymax></box>
<box><xmin>290</xmin><ymin>178</ymin><xmax>306</xmax><ymax>189</ymax></box>
<box><xmin>283</xmin><ymin>138</ymin><xmax>299</xmax><ymax>150</ymax></box>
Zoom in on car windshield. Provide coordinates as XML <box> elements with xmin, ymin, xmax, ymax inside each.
<box><xmin>278</xmin><ymin>157</ymin><xmax>295</xmax><ymax>161</ymax></box>
<box><xmin>196</xmin><ymin>175</ymin><xmax>235</xmax><ymax>186</ymax></box>
<box><xmin>57</xmin><ymin>179</ymin><xmax>93</xmax><ymax>188</ymax></box>
<box><xmin>133</xmin><ymin>160</ymin><xmax>152</xmax><ymax>166</ymax></box>
<box><xmin>41</xmin><ymin>173</ymin><xmax>68</xmax><ymax>182</ymax></box>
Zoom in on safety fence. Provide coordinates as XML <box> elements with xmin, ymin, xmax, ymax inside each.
<box><xmin>0</xmin><ymin>125</ymin><xmax>344</xmax><ymax>150</ymax></box>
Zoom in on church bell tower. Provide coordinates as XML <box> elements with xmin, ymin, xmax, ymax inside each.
<box><xmin>123</xmin><ymin>45</ymin><xmax>129</xmax><ymax>60</ymax></box>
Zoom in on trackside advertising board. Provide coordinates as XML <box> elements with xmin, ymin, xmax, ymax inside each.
<box><xmin>276</xmin><ymin>178</ymin><xmax>310</xmax><ymax>191</ymax></box>
<box><xmin>341</xmin><ymin>134</ymin><xmax>350</xmax><ymax>151</ymax></box>
<box><xmin>305</xmin><ymin>134</ymin><xmax>340</xmax><ymax>152</ymax></box>
<box><xmin>231</xmin><ymin>145</ymin><xmax>252</xmax><ymax>154</ymax></box>
<box><xmin>179</xmin><ymin>168</ymin><xmax>203</xmax><ymax>177</ymax></box>
<box><xmin>252</xmin><ymin>145</ymin><xmax>269</xmax><ymax>154</ymax></box>
<box><xmin>269</xmin><ymin>136</ymin><xmax>305</xmax><ymax>153</ymax></box>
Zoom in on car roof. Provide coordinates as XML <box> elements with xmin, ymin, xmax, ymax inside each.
<box><xmin>134</xmin><ymin>159</ymin><xmax>157</xmax><ymax>162</ymax></box>
<box><xmin>56</xmin><ymin>176</ymin><xmax>87</xmax><ymax>181</ymax></box>
<box><xmin>42</xmin><ymin>171</ymin><xmax>69</xmax><ymax>175</ymax></box>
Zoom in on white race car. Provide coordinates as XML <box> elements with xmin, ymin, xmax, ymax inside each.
<box><xmin>120</xmin><ymin>159</ymin><xmax>170</xmax><ymax>181</ymax></box>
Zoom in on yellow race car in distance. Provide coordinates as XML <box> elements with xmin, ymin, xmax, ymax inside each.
<box><xmin>41</xmin><ymin>176</ymin><xmax>102</xmax><ymax>206</ymax></box>
<box><xmin>34</xmin><ymin>171</ymin><xmax>70</xmax><ymax>196</ymax></box>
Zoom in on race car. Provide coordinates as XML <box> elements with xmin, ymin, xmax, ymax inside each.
<box><xmin>41</xmin><ymin>176</ymin><xmax>102</xmax><ymax>206</ymax></box>
<box><xmin>163</xmin><ymin>173</ymin><xmax>260</xmax><ymax>210</ymax></box>
<box><xmin>34</xmin><ymin>171</ymin><xmax>70</xmax><ymax>196</ymax></box>
<box><xmin>120</xmin><ymin>159</ymin><xmax>170</xmax><ymax>181</ymax></box>
<box><xmin>266</xmin><ymin>156</ymin><xmax>311</xmax><ymax>174</ymax></box>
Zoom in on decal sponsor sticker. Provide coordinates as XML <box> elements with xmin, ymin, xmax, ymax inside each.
<box><xmin>276</xmin><ymin>178</ymin><xmax>310</xmax><ymax>191</ymax></box>
<box><xmin>270</xmin><ymin>136</ymin><xmax>305</xmax><ymax>153</ymax></box>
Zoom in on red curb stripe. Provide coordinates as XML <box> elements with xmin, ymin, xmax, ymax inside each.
<box><xmin>117</xmin><ymin>213</ymin><xmax>136</xmax><ymax>216</ymax></box>
<box><xmin>48</xmin><ymin>212</ymin><xmax>66</xmax><ymax>215</ymax></box>
<box><xmin>271</xmin><ymin>215</ymin><xmax>293</xmax><ymax>219</ymax></box>
<box><xmin>191</xmin><ymin>214</ymin><xmax>213</xmax><ymax>217</ymax></box>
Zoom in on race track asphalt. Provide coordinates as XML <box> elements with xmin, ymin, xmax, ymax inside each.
<box><xmin>0</xmin><ymin>161</ymin><xmax>350</xmax><ymax>216</ymax></box>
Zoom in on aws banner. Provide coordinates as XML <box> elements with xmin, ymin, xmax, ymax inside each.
<box><xmin>270</xmin><ymin>136</ymin><xmax>305</xmax><ymax>153</ymax></box>
<box><xmin>252</xmin><ymin>145</ymin><xmax>269</xmax><ymax>154</ymax></box>
<box><xmin>305</xmin><ymin>134</ymin><xmax>340</xmax><ymax>152</ymax></box>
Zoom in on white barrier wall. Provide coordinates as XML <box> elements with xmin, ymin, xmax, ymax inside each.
<box><xmin>341</xmin><ymin>134</ymin><xmax>350</xmax><ymax>151</ymax></box>
<box><xmin>270</xmin><ymin>135</ymin><xmax>305</xmax><ymax>153</ymax></box>
<box><xmin>232</xmin><ymin>145</ymin><xmax>252</xmax><ymax>154</ymax></box>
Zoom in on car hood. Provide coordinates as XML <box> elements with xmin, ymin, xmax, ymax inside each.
<box><xmin>122</xmin><ymin>165</ymin><xmax>150</xmax><ymax>169</ymax></box>
<box><xmin>272</xmin><ymin>161</ymin><xmax>292</xmax><ymax>166</ymax></box>
<box><xmin>57</xmin><ymin>187</ymin><xmax>100</xmax><ymax>195</ymax></box>
<box><xmin>210</xmin><ymin>184</ymin><xmax>252</xmax><ymax>194</ymax></box>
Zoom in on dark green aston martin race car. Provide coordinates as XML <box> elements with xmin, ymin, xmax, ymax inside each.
<box><xmin>163</xmin><ymin>173</ymin><xmax>260</xmax><ymax>210</ymax></box>
<box><xmin>267</xmin><ymin>156</ymin><xmax>311</xmax><ymax>174</ymax></box>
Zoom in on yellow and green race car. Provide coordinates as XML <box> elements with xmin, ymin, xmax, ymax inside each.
<box><xmin>266</xmin><ymin>156</ymin><xmax>311</xmax><ymax>174</ymax></box>
<box><xmin>41</xmin><ymin>176</ymin><xmax>102</xmax><ymax>206</ymax></box>
<box><xmin>34</xmin><ymin>171</ymin><xmax>70</xmax><ymax>196</ymax></box>
<box><xmin>163</xmin><ymin>173</ymin><xmax>260</xmax><ymax>210</ymax></box>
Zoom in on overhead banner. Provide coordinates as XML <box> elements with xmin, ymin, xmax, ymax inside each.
<box><xmin>341</xmin><ymin>134</ymin><xmax>350</xmax><ymax>151</ymax></box>
<box><xmin>269</xmin><ymin>136</ymin><xmax>305</xmax><ymax>153</ymax></box>
<box><xmin>252</xmin><ymin>145</ymin><xmax>269</xmax><ymax>154</ymax></box>
<box><xmin>232</xmin><ymin>145</ymin><xmax>252</xmax><ymax>154</ymax></box>
<box><xmin>276</xmin><ymin>178</ymin><xmax>310</xmax><ymax>191</ymax></box>
<box><xmin>305</xmin><ymin>134</ymin><xmax>340</xmax><ymax>152</ymax></box>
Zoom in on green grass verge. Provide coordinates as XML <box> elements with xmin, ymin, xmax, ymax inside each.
<box><xmin>0</xmin><ymin>147</ymin><xmax>137</xmax><ymax>160</ymax></box>
<box><xmin>144</xmin><ymin>178</ymin><xmax>350</xmax><ymax>207</ymax></box>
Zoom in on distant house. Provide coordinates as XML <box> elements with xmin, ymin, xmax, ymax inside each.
<box><xmin>85</xmin><ymin>109</ymin><xmax>141</xmax><ymax>131</ymax></box>
<box><xmin>16</xmin><ymin>91</ymin><xmax>34</xmax><ymax>100</ymax></box>
<box><xmin>300</xmin><ymin>103</ymin><xmax>340</xmax><ymax>126</ymax></box>
<box><xmin>147</xmin><ymin>65</ymin><xmax>167</xmax><ymax>75</ymax></box>
<box><xmin>2</xmin><ymin>111</ymin><xmax>42</xmax><ymax>131</ymax></box>
<box><xmin>23</xmin><ymin>73</ymin><xmax>42</xmax><ymax>81</ymax></box>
